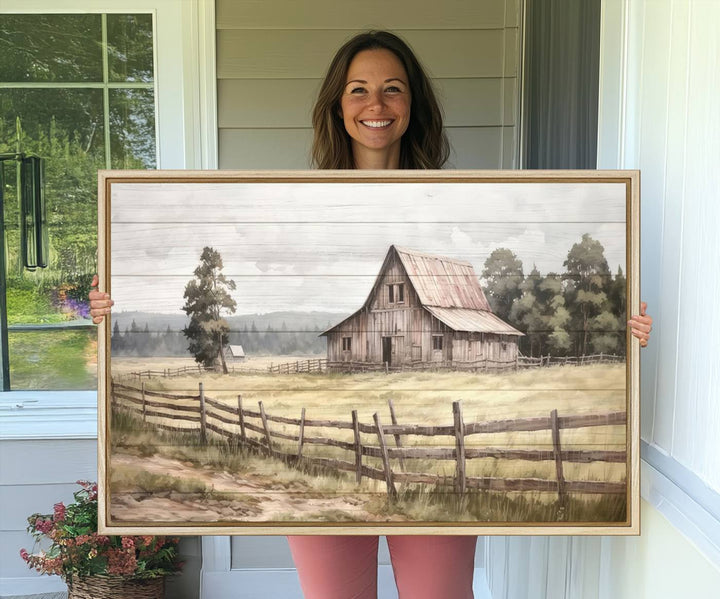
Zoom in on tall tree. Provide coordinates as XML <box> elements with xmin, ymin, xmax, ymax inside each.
<box><xmin>182</xmin><ymin>247</ymin><xmax>237</xmax><ymax>373</ymax></box>
<box><xmin>481</xmin><ymin>248</ymin><xmax>524</xmax><ymax>322</ymax></box>
<box><xmin>563</xmin><ymin>234</ymin><xmax>610</xmax><ymax>355</ymax></box>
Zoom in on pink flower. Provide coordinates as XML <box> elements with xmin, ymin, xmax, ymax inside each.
<box><xmin>34</xmin><ymin>518</ymin><xmax>53</xmax><ymax>534</ymax></box>
<box><xmin>107</xmin><ymin>548</ymin><xmax>137</xmax><ymax>576</ymax></box>
<box><xmin>53</xmin><ymin>502</ymin><xmax>66</xmax><ymax>522</ymax></box>
<box><xmin>121</xmin><ymin>537</ymin><xmax>135</xmax><ymax>549</ymax></box>
<box><xmin>19</xmin><ymin>548</ymin><xmax>29</xmax><ymax>562</ymax></box>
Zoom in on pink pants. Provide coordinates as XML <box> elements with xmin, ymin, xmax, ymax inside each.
<box><xmin>287</xmin><ymin>535</ymin><xmax>477</xmax><ymax>599</ymax></box>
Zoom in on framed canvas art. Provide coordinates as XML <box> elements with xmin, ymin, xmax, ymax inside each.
<box><xmin>98</xmin><ymin>170</ymin><xmax>640</xmax><ymax>535</ymax></box>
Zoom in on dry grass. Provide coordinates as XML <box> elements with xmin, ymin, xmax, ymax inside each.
<box><xmin>110</xmin><ymin>363</ymin><xmax>628</xmax><ymax>523</ymax></box>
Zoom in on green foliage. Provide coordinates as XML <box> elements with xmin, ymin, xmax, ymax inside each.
<box><xmin>482</xmin><ymin>248</ymin><xmax>524</xmax><ymax>322</ymax></box>
<box><xmin>182</xmin><ymin>247</ymin><xmax>237</xmax><ymax>371</ymax></box>
<box><xmin>8</xmin><ymin>329</ymin><xmax>96</xmax><ymax>390</ymax></box>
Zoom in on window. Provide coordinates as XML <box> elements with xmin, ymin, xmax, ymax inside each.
<box><xmin>387</xmin><ymin>283</ymin><xmax>404</xmax><ymax>304</ymax></box>
<box><xmin>432</xmin><ymin>335</ymin><xmax>443</xmax><ymax>351</ymax></box>
<box><xmin>342</xmin><ymin>337</ymin><xmax>351</xmax><ymax>352</ymax></box>
<box><xmin>0</xmin><ymin>13</ymin><xmax>156</xmax><ymax>390</ymax></box>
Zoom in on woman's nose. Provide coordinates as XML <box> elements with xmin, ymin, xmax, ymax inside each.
<box><xmin>366</xmin><ymin>89</ymin><xmax>385</xmax><ymax>110</ymax></box>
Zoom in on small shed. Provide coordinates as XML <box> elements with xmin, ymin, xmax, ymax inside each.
<box><xmin>224</xmin><ymin>344</ymin><xmax>246</xmax><ymax>362</ymax></box>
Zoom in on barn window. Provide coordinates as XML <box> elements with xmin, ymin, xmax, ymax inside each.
<box><xmin>432</xmin><ymin>335</ymin><xmax>443</xmax><ymax>351</ymax></box>
<box><xmin>387</xmin><ymin>283</ymin><xmax>405</xmax><ymax>304</ymax></box>
<box><xmin>342</xmin><ymin>337</ymin><xmax>352</xmax><ymax>351</ymax></box>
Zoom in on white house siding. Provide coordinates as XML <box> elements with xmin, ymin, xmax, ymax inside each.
<box><xmin>485</xmin><ymin>1</ymin><xmax>720</xmax><ymax>598</ymax></box>
<box><xmin>216</xmin><ymin>0</ymin><xmax>522</xmax><ymax>170</ymax></box>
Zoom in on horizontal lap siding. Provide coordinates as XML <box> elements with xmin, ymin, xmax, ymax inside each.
<box><xmin>216</xmin><ymin>0</ymin><xmax>521</xmax><ymax>169</ymax></box>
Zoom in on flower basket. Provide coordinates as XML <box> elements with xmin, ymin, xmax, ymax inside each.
<box><xmin>67</xmin><ymin>575</ymin><xmax>164</xmax><ymax>599</ymax></box>
<box><xmin>20</xmin><ymin>481</ymin><xmax>181</xmax><ymax>595</ymax></box>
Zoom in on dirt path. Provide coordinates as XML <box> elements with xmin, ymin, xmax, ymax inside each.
<box><xmin>110</xmin><ymin>453</ymin><xmax>392</xmax><ymax>524</ymax></box>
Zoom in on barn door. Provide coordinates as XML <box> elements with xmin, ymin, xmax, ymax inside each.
<box><xmin>382</xmin><ymin>336</ymin><xmax>392</xmax><ymax>366</ymax></box>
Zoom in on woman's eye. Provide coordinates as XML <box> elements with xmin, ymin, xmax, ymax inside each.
<box><xmin>385</xmin><ymin>86</ymin><xmax>402</xmax><ymax>93</ymax></box>
<box><xmin>349</xmin><ymin>87</ymin><xmax>367</xmax><ymax>94</ymax></box>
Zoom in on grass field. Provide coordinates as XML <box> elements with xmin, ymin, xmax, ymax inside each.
<box><xmin>110</xmin><ymin>358</ymin><xmax>628</xmax><ymax>524</ymax></box>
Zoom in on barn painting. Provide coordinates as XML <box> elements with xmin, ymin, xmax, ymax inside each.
<box><xmin>323</xmin><ymin>245</ymin><xmax>523</xmax><ymax>370</ymax></box>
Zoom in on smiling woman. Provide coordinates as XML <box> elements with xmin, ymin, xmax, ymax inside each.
<box><xmin>311</xmin><ymin>30</ymin><xmax>448</xmax><ymax>170</ymax></box>
<box><xmin>340</xmin><ymin>49</ymin><xmax>412</xmax><ymax>169</ymax></box>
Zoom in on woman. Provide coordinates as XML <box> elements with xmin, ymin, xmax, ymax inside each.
<box><xmin>90</xmin><ymin>31</ymin><xmax>653</xmax><ymax>599</ymax></box>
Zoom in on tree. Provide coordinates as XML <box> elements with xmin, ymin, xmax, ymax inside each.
<box><xmin>563</xmin><ymin>234</ymin><xmax>610</xmax><ymax>355</ymax></box>
<box><xmin>481</xmin><ymin>248</ymin><xmax>524</xmax><ymax>322</ymax></box>
<box><xmin>509</xmin><ymin>265</ymin><xmax>544</xmax><ymax>355</ymax></box>
<box><xmin>182</xmin><ymin>247</ymin><xmax>237</xmax><ymax>373</ymax></box>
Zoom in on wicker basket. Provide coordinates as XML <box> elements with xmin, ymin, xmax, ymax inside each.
<box><xmin>67</xmin><ymin>575</ymin><xmax>165</xmax><ymax>599</ymax></box>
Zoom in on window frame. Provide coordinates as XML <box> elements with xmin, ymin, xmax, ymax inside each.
<box><xmin>341</xmin><ymin>336</ymin><xmax>351</xmax><ymax>352</ymax></box>
<box><xmin>432</xmin><ymin>334</ymin><xmax>443</xmax><ymax>351</ymax></box>
<box><xmin>0</xmin><ymin>0</ymin><xmax>217</xmax><ymax>440</ymax></box>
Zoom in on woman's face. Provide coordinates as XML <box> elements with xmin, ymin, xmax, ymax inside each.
<box><xmin>340</xmin><ymin>48</ymin><xmax>411</xmax><ymax>167</ymax></box>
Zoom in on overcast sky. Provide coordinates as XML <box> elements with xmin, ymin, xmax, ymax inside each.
<box><xmin>109</xmin><ymin>181</ymin><xmax>628</xmax><ymax>315</ymax></box>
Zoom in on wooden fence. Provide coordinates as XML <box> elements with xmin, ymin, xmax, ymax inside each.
<box><xmin>120</xmin><ymin>353</ymin><xmax>624</xmax><ymax>381</ymax></box>
<box><xmin>268</xmin><ymin>358</ymin><xmax>327</xmax><ymax>374</ymax></box>
<box><xmin>111</xmin><ymin>381</ymin><xmax>627</xmax><ymax>502</ymax></box>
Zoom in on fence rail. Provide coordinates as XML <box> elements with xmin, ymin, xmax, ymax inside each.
<box><xmin>120</xmin><ymin>353</ymin><xmax>624</xmax><ymax>381</ymax></box>
<box><xmin>111</xmin><ymin>381</ymin><xmax>627</xmax><ymax>502</ymax></box>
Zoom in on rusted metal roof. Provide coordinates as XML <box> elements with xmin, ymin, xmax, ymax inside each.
<box><xmin>424</xmin><ymin>307</ymin><xmax>524</xmax><ymax>336</ymax></box>
<box><xmin>394</xmin><ymin>246</ymin><xmax>492</xmax><ymax>310</ymax></box>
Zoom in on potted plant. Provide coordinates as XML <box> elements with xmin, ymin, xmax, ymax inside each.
<box><xmin>20</xmin><ymin>481</ymin><xmax>182</xmax><ymax>599</ymax></box>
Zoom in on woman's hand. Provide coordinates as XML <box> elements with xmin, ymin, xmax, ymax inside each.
<box><xmin>628</xmin><ymin>301</ymin><xmax>652</xmax><ymax>348</ymax></box>
<box><xmin>89</xmin><ymin>274</ymin><xmax>114</xmax><ymax>324</ymax></box>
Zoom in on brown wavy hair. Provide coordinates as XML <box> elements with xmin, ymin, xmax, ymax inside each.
<box><xmin>311</xmin><ymin>31</ymin><xmax>449</xmax><ymax>170</ymax></box>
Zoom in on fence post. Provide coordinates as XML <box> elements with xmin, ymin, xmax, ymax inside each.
<box><xmin>551</xmin><ymin>409</ymin><xmax>567</xmax><ymax>505</ymax></box>
<box><xmin>384</xmin><ymin>361</ymin><xmax>389</xmax><ymax>375</ymax></box>
<box><xmin>237</xmin><ymin>394</ymin><xmax>246</xmax><ymax>443</ymax></box>
<box><xmin>199</xmin><ymin>382</ymin><xmax>207</xmax><ymax>445</ymax></box>
<box><xmin>259</xmin><ymin>401</ymin><xmax>273</xmax><ymax>455</ymax></box>
<box><xmin>141</xmin><ymin>382</ymin><xmax>147</xmax><ymax>423</ymax></box>
<box><xmin>352</xmin><ymin>410</ymin><xmax>362</xmax><ymax>483</ymax></box>
<box><xmin>387</xmin><ymin>399</ymin><xmax>405</xmax><ymax>472</ymax></box>
<box><xmin>297</xmin><ymin>407</ymin><xmax>306</xmax><ymax>459</ymax></box>
<box><xmin>373</xmin><ymin>413</ymin><xmax>397</xmax><ymax>499</ymax></box>
<box><xmin>453</xmin><ymin>401</ymin><xmax>466</xmax><ymax>494</ymax></box>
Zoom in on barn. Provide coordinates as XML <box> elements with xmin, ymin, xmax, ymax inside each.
<box><xmin>322</xmin><ymin>245</ymin><xmax>523</xmax><ymax>370</ymax></box>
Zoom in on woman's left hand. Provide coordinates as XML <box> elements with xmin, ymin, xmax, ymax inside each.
<box><xmin>628</xmin><ymin>301</ymin><xmax>652</xmax><ymax>348</ymax></box>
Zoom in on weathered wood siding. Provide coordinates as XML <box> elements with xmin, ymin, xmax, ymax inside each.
<box><xmin>216</xmin><ymin>0</ymin><xmax>522</xmax><ymax>169</ymax></box>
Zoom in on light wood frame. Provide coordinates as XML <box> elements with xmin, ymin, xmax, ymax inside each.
<box><xmin>98</xmin><ymin>169</ymin><xmax>640</xmax><ymax>535</ymax></box>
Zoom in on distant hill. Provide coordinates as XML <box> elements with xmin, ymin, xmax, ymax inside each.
<box><xmin>112</xmin><ymin>310</ymin><xmax>349</xmax><ymax>334</ymax></box>
<box><xmin>110</xmin><ymin>310</ymin><xmax>349</xmax><ymax>357</ymax></box>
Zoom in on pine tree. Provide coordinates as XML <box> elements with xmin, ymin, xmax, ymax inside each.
<box><xmin>182</xmin><ymin>247</ymin><xmax>237</xmax><ymax>372</ymax></box>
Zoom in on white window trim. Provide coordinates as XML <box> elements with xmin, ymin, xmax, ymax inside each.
<box><xmin>0</xmin><ymin>0</ymin><xmax>217</xmax><ymax>170</ymax></box>
<box><xmin>0</xmin><ymin>0</ymin><xmax>217</xmax><ymax>439</ymax></box>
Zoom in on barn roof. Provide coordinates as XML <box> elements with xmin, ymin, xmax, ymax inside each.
<box><xmin>226</xmin><ymin>345</ymin><xmax>245</xmax><ymax>357</ymax></box>
<box><xmin>424</xmin><ymin>307</ymin><xmax>524</xmax><ymax>336</ymax></box>
<box><xmin>393</xmin><ymin>246</ymin><xmax>492</xmax><ymax>311</ymax></box>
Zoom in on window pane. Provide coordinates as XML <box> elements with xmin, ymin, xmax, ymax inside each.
<box><xmin>0</xmin><ymin>89</ymin><xmax>106</xmax><ymax>160</ymax></box>
<box><xmin>1</xmin><ymin>13</ymin><xmax>157</xmax><ymax>391</ymax></box>
<box><xmin>0</xmin><ymin>14</ymin><xmax>102</xmax><ymax>82</ymax></box>
<box><xmin>109</xmin><ymin>89</ymin><xmax>156</xmax><ymax>168</ymax></box>
<box><xmin>8</xmin><ymin>329</ymin><xmax>97</xmax><ymax>390</ymax></box>
<box><xmin>107</xmin><ymin>14</ymin><xmax>154</xmax><ymax>83</ymax></box>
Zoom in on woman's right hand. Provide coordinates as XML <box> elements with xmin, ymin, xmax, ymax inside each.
<box><xmin>89</xmin><ymin>274</ymin><xmax>114</xmax><ymax>324</ymax></box>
